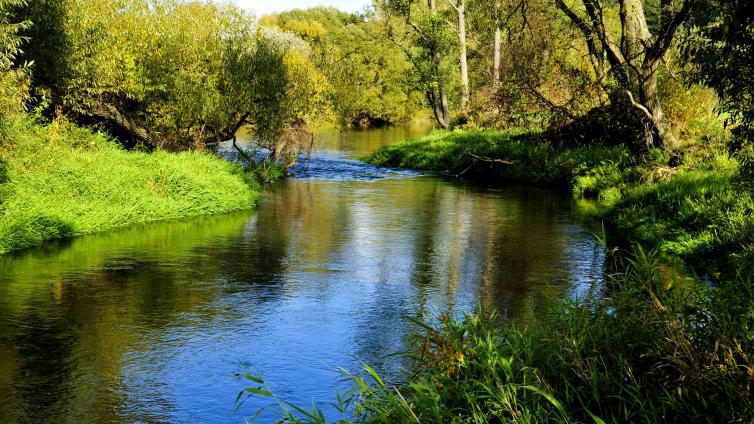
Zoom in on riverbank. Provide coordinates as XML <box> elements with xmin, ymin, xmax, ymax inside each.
<box><xmin>334</xmin><ymin>250</ymin><xmax>754</xmax><ymax>423</ymax></box>
<box><xmin>364</xmin><ymin>129</ymin><xmax>630</xmax><ymax>186</ymax></box>
<box><xmin>0</xmin><ymin>118</ymin><xmax>260</xmax><ymax>254</ymax></box>
<box><xmin>241</xmin><ymin>128</ymin><xmax>754</xmax><ymax>423</ymax></box>
<box><xmin>365</xmin><ymin>128</ymin><xmax>752</xmax><ymax>277</ymax></box>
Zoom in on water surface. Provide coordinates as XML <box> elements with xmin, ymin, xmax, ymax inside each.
<box><xmin>0</xmin><ymin>123</ymin><xmax>603</xmax><ymax>422</ymax></box>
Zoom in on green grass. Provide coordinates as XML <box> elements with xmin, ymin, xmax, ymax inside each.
<box><xmin>238</xmin><ymin>247</ymin><xmax>754</xmax><ymax>423</ymax></box>
<box><xmin>364</xmin><ymin>129</ymin><xmax>631</xmax><ymax>186</ymax></box>
<box><xmin>0</xmin><ymin>117</ymin><xmax>260</xmax><ymax>254</ymax></box>
<box><xmin>598</xmin><ymin>142</ymin><xmax>754</xmax><ymax>277</ymax></box>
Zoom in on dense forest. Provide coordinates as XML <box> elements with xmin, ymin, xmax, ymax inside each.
<box><xmin>1</xmin><ymin>0</ymin><xmax>753</xmax><ymax>422</ymax></box>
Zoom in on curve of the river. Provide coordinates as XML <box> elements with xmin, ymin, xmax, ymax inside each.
<box><xmin>0</xmin><ymin>123</ymin><xmax>604</xmax><ymax>423</ymax></box>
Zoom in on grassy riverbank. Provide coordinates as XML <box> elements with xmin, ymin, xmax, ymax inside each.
<box><xmin>365</xmin><ymin>128</ymin><xmax>752</xmax><ymax>277</ymax></box>
<box><xmin>364</xmin><ymin>129</ymin><xmax>630</xmax><ymax>186</ymax></box>
<box><xmin>348</xmin><ymin>250</ymin><xmax>753</xmax><ymax>423</ymax></box>
<box><xmin>0</xmin><ymin>118</ymin><xmax>260</xmax><ymax>254</ymax></box>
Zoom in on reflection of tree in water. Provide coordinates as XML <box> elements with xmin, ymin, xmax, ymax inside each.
<box><xmin>473</xmin><ymin>187</ymin><xmax>577</xmax><ymax>318</ymax></box>
<box><xmin>207</xmin><ymin>180</ymin><xmax>353</xmax><ymax>293</ymax></box>
<box><xmin>0</xmin><ymin>213</ymin><xmax>258</xmax><ymax>422</ymax></box>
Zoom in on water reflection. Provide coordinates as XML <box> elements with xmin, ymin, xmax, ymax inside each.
<box><xmin>0</xmin><ymin>124</ymin><xmax>603</xmax><ymax>423</ymax></box>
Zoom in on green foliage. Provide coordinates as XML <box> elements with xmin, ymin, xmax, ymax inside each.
<box><xmin>604</xmin><ymin>147</ymin><xmax>754</xmax><ymax>276</ymax></box>
<box><xmin>0</xmin><ymin>0</ymin><xmax>29</xmax><ymax>121</ymax></box>
<box><xmin>14</xmin><ymin>0</ymin><xmax>327</xmax><ymax>157</ymax></box>
<box><xmin>365</xmin><ymin>129</ymin><xmax>630</xmax><ymax>186</ymax></box>
<box><xmin>263</xmin><ymin>7</ymin><xmax>423</xmax><ymax>126</ymax></box>
<box><xmin>0</xmin><ymin>116</ymin><xmax>259</xmax><ymax>254</ymax></box>
<box><xmin>572</xmin><ymin>159</ymin><xmax>632</xmax><ymax>204</ymax></box>
<box><xmin>682</xmin><ymin>0</ymin><xmax>754</xmax><ymax>159</ymax></box>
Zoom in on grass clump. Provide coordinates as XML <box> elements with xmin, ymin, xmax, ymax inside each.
<box><xmin>239</xmin><ymin>247</ymin><xmax>754</xmax><ymax>423</ymax></box>
<box><xmin>364</xmin><ymin>129</ymin><xmax>631</xmax><ymax>187</ymax></box>
<box><xmin>599</xmin><ymin>141</ymin><xmax>754</xmax><ymax>276</ymax></box>
<box><xmin>0</xmin><ymin>117</ymin><xmax>260</xmax><ymax>253</ymax></box>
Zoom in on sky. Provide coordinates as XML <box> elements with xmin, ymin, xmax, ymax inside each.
<box><xmin>232</xmin><ymin>0</ymin><xmax>372</xmax><ymax>16</ymax></box>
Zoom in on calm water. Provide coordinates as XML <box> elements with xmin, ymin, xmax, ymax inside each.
<box><xmin>0</xmin><ymin>124</ymin><xmax>604</xmax><ymax>423</ymax></box>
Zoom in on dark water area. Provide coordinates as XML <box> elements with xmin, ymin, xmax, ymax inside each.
<box><xmin>0</xmin><ymin>123</ymin><xmax>604</xmax><ymax>423</ymax></box>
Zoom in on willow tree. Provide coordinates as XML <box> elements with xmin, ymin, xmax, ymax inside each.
<box><xmin>15</xmin><ymin>0</ymin><xmax>327</xmax><ymax>162</ymax></box>
<box><xmin>556</xmin><ymin>0</ymin><xmax>696</xmax><ymax>148</ymax></box>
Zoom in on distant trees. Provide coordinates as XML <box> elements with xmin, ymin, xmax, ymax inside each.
<box><xmin>263</xmin><ymin>7</ymin><xmax>423</xmax><ymax>127</ymax></box>
<box><xmin>375</xmin><ymin>0</ymin><xmax>456</xmax><ymax>128</ymax></box>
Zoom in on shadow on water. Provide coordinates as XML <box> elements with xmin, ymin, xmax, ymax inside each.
<box><xmin>0</xmin><ymin>123</ymin><xmax>605</xmax><ymax>423</ymax></box>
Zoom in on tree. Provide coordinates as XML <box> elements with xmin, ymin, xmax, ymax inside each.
<box><xmin>555</xmin><ymin>0</ymin><xmax>696</xmax><ymax>148</ymax></box>
<box><xmin>0</xmin><ymin>0</ymin><xmax>28</xmax><ymax>120</ymax></box>
<box><xmin>375</xmin><ymin>0</ymin><xmax>456</xmax><ymax>128</ymax></box>
<box><xmin>15</xmin><ymin>0</ymin><xmax>327</xmax><ymax>164</ymax></box>
<box><xmin>265</xmin><ymin>7</ymin><xmax>423</xmax><ymax>127</ymax></box>
<box><xmin>448</xmin><ymin>0</ymin><xmax>470</xmax><ymax>112</ymax></box>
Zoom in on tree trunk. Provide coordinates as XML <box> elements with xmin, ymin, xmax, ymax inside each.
<box><xmin>640</xmin><ymin>62</ymin><xmax>675</xmax><ymax>148</ymax></box>
<box><xmin>90</xmin><ymin>103</ymin><xmax>156</xmax><ymax>148</ymax></box>
<box><xmin>457</xmin><ymin>0</ymin><xmax>470</xmax><ymax>112</ymax></box>
<box><xmin>619</xmin><ymin>0</ymin><xmax>675</xmax><ymax>148</ymax></box>
<box><xmin>493</xmin><ymin>1</ymin><xmax>502</xmax><ymax>85</ymax></box>
<box><xmin>619</xmin><ymin>0</ymin><xmax>651</xmax><ymax>87</ymax></box>
<box><xmin>428</xmin><ymin>0</ymin><xmax>450</xmax><ymax>128</ymax></box>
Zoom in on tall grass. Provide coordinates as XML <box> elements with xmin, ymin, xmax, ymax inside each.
<box><xmin>0</xmin><ymin>117</ymin><xmax>260</xmax><ymax>253</ymax></box>
<box><xmin>238</xmin><ymin>247</ymin><xmax>754</xmax><ymax>423</ymax></box>
<box><xmin>363</xmin><ymin>129</ymin><xmax>630</xmax><ymax>186</ymax></box>
<box><xmin>604</xmin><ymin>145</ymin><xmax>754</xmax><ymax>276</ymax></box>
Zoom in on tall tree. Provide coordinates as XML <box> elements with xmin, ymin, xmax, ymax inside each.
<box><xmin>375</xmin><ymin>0</ymin><xmax>454</xmax><ymax>128</ymax></box>
<box><xmin>556</xmin><ymin>0</ymin><xmax>696</xmax><ymax>148</ymax></box>
<box><xmin>492</xmin><ymin>0</ymin><xmax>502</xmax><ymax>85</ymax></box>
<box><xmin>448</xmin><ymin>0</ymin><xmax>470</xmax><ymax>112</ymax></box>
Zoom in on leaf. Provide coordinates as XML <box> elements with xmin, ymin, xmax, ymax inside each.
<box><xmin>244</xmin><ymin>387</ymin><xmax>274</xmax><ymax>397</ymax></box>
<box><xmin>239</xmin><ymin>373</ymin><xmax>265</xmax><ymax>384</ymax></box>
<box><xmin>521</xmin><ymin>385</ymin><xmax>568</xmax><ymax>420</ymax></box>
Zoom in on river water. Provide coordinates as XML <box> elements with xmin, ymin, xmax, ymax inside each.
<box><xmin>0</xmin><ymin>124</ymin><xmax>604</xmax><ymax>423</ymax></box>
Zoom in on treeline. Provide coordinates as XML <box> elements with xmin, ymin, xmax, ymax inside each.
<box><xmin>3</xmin><ymin>0</ymin><xmax>750</xmax><ymax>160</ymax></box>
<box><xmin>363</xmin><ymin>0</ymin><xmax>752</xmax><ymax>155</ymax></box>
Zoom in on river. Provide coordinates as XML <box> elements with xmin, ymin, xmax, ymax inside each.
<box><xmin>0</xmin><ymin>123</ymin><xmax>604</xmax><ymax>423</ymax></box>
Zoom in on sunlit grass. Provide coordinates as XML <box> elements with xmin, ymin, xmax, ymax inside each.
<box><xmin>363</xmin><ymin>129</ymin><xmax>630</xmax><ymax>186</ymax></box>
<box><xmin>0</xmin><ymin>117</ymin><xmax>260</xmax><ymax>253</ymax></box>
